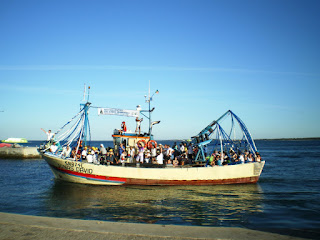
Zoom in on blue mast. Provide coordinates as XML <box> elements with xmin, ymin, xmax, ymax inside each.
<box><xmin>80</xmin><ymin>86</ymin><xmax>91</xmax><ymax>147</ymax></box>
<box><xmin>80</xmin><ymin>102</ymin><xmax>91</xmax><ymax>147</ymax></box>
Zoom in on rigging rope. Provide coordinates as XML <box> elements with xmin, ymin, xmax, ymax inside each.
<box><xmin>193</xmin><ymin>110</ymin><xmax>258</xmax><ymax>162</ymax></box>
<box><xmin>54</xmin><ymin>109</ymin><xmax>84</xmax><ymax>136</ymax></box>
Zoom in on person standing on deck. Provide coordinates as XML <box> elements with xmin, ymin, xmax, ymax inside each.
<box><xmin>130</xmin><ymin>146</ymin><xmax>135</xmax><ymax>163</ymax></box>
<box><xmin>136</xmin><ymin>142</ymin><xmax>145</xmax><ymax>163</ymax></box>
<box><xmin>135</xmin><ymin>117</ymin><xmax>143</xmax><ymax>135</ymax></box>
<box><xmin>180</xmin><ymin>143</ymin><xmax>185</xmax><ymax>154</ymax></box>
<box><xmin>167</xmin><ymin>145</ymin><xmax>174</xmax><ymax>161</ymax></box>
<box><xmin>156</xmin><ymin>148</ymin><xmax>164</xmax><ymax>165</ymax></box>
<box><xmin>188</xmin><ymin>143</ymin><xmax>194</xmax><ymax>160</ymax></box>
<box><xmin>150</xmin><ymin>144</ymin><xmax>157</xmax><ymax>158</ymax></box>
<box><xmin>41</xmin><ymin>128</ymin><xmax>54</xmax><ymax>142</ymax></box>
<box><xmin>119</xmin><ymin>143</ymin><xmax>125</xmax><ymax>157</ymax></box>
<box><xmin>100</xmin><ymin>144</ymin><xmax>107</xmax><ymax>156</ymax></box>
<box><xmin>82</xmin><ymin>147</ymin><xmax>88</xmax><ymax>161</ymax></box>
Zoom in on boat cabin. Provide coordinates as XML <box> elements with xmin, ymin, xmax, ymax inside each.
<box><xmin>112</xmin><ymin>129</ymin><xmax>153</xmax><ymax>152</ymax></box>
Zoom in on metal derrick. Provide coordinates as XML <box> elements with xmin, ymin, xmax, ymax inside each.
<box><xmin>192</xmin><ymin>110</ymin><xmax>258</xmax><ymax>162</ymax></box>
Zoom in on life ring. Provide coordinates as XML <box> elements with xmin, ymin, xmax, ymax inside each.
<box><xmin>147</xmin><ymin>140</ymin><xmax>157</xmax><ymax>149</ymax></box>
<box><xmin>137</xmin><ymin>139</ymin><xmax>147</xmax><ymax>147</ymax></box>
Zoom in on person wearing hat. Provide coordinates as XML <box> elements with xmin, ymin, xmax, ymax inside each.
<box><xmin>109</xmin><ymin>149</ymin><xmax>115</xmax><ymax>164</ymax></box>
<box><xmin>86</xmin><ymin>150</ymin><xmax>93</xmax><ymax>163</ymax></box>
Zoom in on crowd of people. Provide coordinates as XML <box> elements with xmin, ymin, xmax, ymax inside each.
<box><xmin>205</xmin><ymin>149</ymin><xmax>262</xmax><ymax>167</ymax></box>
<box><xmin>42</xmin><ymin>127</ymin><xmax>261</xmax><ymax>167</ymax></box>
<box><xmin>48</xmin><ymin>140</ymin><xmax>261</xmax><ymax>167</ymax></box>
<box><xmin>104</xmin><ymin>141</ymin><xmax>197</xmax><ymax>166</ymax></box>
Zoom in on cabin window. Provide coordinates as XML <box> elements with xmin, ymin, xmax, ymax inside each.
<box><xmin>128</xmin><ymin>138</ymin><xmax>135</xmax><ymax>147</ymax></box>
<box><xmin>114</xmin><ymin>138</ymin><xmax>121</xmax><ymax>146</ymax></box>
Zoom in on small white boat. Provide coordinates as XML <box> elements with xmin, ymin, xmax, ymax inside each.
<box><xmin>1</xmin><ymin>138</ymin><xmax>28</xmax><ymax>143</ymax></box>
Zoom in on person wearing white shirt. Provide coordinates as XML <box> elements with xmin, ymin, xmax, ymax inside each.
<box><xmin>156</xmin><ymin>153</ymin><xmax>164</xmax><ymax>165</ymax></box>
<box><xmin>41</xmin><ymin>128</ymin><xmax>54</xmax><ymax>142</ymax></box>
<box><xmin>61</xmin><ymin>145</ymin><xmax>71</xmax><ymax>158</ymax></box>
<box><xmin>81</xmin><ymin>148</ymin><xmax>87</xmax><ymax>161</ymax></box>
<box><xmin>239</xmin><ymin>154</ymin><xmax>245</xmax><ymax>164</ymax></box>
<box><xmin>151</xmin><ymin>146</ymin><xmax>157</xmax><ymax>158</ymax></box>
<box><xmin>86</xmin><ymin>152</ymin><xmax>93</xmax><ymax>163</ymax></box>
<box><xmin>92</xmin><ymin>151</ymin><xmax>99</xmax><ymax>164</ymax></box>
<box><xmin>167</xmin><ymin>147</ymin><xmax>173</xmax><ymax>159</ymax></box>
<box><xmin>50</xmin><ymin>142</ymin><xmax>58</xmax><ymax>153</ymax></box>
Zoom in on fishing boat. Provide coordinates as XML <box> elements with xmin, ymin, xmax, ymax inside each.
<box><xmin>40</xmin><ymin>86</ymin><xmax>265</xmax><ymax>186</ymax></box>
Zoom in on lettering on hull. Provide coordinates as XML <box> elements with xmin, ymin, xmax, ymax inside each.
<box><xmin>50</xmin><ymin>164</ymin><xmax>126</xmax><ymax>184</ymax></box>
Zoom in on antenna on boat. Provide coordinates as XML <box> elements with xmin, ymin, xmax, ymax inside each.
<box><xmin>82</xmin><ymin>84</ymin><xmax>91</xmax><ymax>103</ymax></box>
<box><xmin>142</xmin><ymin>80</ymin><xmax>159</xmax><ymax>137</ymax></box>
<box><xmin>82</xmin><ymin>84</ymin><xmax>86</xmax><ymax>102</ymax></box>
<box><xmin>80</xmin><ymin>84</ymin><xmax>91</xmax><ymax>109</ymax></box>
<box><xmin>87</xmin><ymin>86</ymin><xmax>91</xmax><ymax>102</ymax></box>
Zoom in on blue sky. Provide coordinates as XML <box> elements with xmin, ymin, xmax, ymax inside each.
<box><xmin>0</xmin><ymin>0</ymin><xmax>319</xmax><ymax>140</ymax></box>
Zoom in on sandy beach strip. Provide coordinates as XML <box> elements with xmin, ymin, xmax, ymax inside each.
<box><xmin>0</xmin><ymin>212</ymin><xmax>307</xmax><ymax>240</ymax></box>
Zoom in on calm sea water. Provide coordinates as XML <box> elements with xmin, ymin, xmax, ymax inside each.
<box><xmin>0</xmin><ymin>140</ymin><xmax>319</xmax><ymax>239</ymax></box>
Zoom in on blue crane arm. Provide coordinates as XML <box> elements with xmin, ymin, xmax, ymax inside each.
<box><xmin>192</xmin><ymin>110</ymin><xmax>231</xmax><ymax>144</ymax></box>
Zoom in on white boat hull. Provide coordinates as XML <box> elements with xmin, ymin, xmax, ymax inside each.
<box><xmin>42</xmin><ymin>153</ymin><xmax>265</xmax><ymax>186</ymax></box>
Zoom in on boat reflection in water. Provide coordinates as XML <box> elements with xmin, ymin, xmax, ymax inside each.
<box><xmin>44</xmin><ymin>181</ymin><xmax>264</xmax><ymax>226</ymax></box>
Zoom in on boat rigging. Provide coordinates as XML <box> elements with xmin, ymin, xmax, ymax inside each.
<box><xmin>39</xmin><ymin>85</ymin><xmax>265</xmax><ymax>186</ymax></box>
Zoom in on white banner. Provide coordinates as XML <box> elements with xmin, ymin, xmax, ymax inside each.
<box><xmin>98</xmin><ymin>108</ymin><xmax>139</xmax><ymax>117</ymax></box>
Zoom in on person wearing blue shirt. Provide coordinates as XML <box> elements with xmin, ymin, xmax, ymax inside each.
<box><xmin>119</xmin><ymin>143</ymin><xmax>125</xmax><ymax>156</ymax></box>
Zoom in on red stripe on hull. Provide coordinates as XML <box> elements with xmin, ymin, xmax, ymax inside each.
<box><xmin>50</xmin><ymin>164</ymin><xmax>260</xmax><ymax>186</ymax></box>
<box><xmin>124</xmin><ymin>176</ymin><xmax>259</xmax><ymax>186</ymax></box>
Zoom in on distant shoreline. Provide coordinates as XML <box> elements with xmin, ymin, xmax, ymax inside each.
<box><xmin>255</xmin><ymin>137</ymin><xmax>320</xmax><ymax>141</ymax></box>
<box><xmin>155</xmin><ymin>137</ymin><xmax>320</xmax><ymax>141</ymax></box>
<box><xmin>25</xmin><ymin>137</ymin><xmax>320</xmax><ymax>142</ymax></box>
